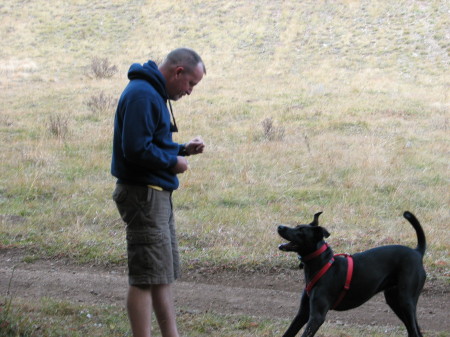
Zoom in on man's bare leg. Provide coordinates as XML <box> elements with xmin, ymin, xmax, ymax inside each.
<box><xmin>127</xmin><ymin>285</ymin><xmax>152</xmax><ymax>337</ymax></box>
<box><xmin>127</xmin><ymin>284</ymin><xmax>179</xmax><ymax>337</ymax></box>
<box><xmin>152</xmin><ymin>284</ymin><xmax>179</xmax><ymax>337</ymax></box>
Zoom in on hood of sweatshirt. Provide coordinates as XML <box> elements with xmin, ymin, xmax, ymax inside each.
<box><xmin>127</xmin><ymin>61</ymin><xmax>168</xmax><ymax>100</ymax></box>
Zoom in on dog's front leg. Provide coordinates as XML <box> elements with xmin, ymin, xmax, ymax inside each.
<box><xmin>282</xmin><ymin>291</ymin><xmax>310</xmax><ymax>337</ymax></box>
<box><xmin>300</xmin><ymin>294</ymin><xmax>329</xmax><ymax>337</ymax></box>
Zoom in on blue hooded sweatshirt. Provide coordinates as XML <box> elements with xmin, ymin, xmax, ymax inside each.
<box><xmin>111</xmin><ymin>61</ymin><xmax>184</xmax><ymax>191</ymax></box>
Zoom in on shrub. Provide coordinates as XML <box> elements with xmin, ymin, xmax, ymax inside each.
<box><xmin>47</xmin><ymin>113</ymin><xmax>69</xmax><ymax>139</ymax></box>
<box><xmin>89</xmin><ymin>57</ymin><xmax>118</xmax><ymax>79</ymax></box>
<box><xmin>85</xmin><ymin>91</ymin><xmax>117</xmax><ymax>116</ymax></box>
<box><xmin>261</xmin><ymin>117</ymin><xmax>285</xmax><ymax>141</ymax></box>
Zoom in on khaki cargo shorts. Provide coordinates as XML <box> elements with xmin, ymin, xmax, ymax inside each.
<box><xmin>113</xmin><ymin>184</ymin><xmax>180</xmax><ymax>285</ymax></box>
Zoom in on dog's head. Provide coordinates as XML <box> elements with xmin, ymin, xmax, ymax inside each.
<box><xmin>278</xmin><ymin>212</ymin><xmax>330</xmax><ymax>255</ymax></box>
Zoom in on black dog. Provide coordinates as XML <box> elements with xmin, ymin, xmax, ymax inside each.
<box><xmin>278</xmin><ymin>211</ymin><xmax>426</xmax><ymax>337</ymax></box>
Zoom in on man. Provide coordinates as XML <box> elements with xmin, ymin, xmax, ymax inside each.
<box><xmin>111</xmin><ymin>48</ymin><xmax>206</xmax><ymax>337</ymax></box>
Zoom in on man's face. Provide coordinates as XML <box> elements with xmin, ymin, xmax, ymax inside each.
<box><xmin>166</xmin><ymin>63</ymin><xmax>204</xmax><ymax>101</ymax></box>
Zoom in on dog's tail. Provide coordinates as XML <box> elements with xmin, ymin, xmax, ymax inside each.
<box><xmin>403</xmin><ymin>211</ymin><xmax>426</xmax><ymax>257</ymax></box>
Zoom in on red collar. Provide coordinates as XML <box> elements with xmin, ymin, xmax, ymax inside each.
<box><xmin>301</xmin><ymin>243</ymin><xmax>329</xmax><ymax>262</ymax></box>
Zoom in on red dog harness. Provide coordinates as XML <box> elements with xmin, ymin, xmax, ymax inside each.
<box><xmin>301</xmin><ymin>243</ymin><xmax>354</xmax><ymax>309</ymax></box>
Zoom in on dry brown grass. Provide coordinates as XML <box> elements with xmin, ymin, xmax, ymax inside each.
<box><xmin>0</xmin><ymin>0</ymin><xmax>448</xmax><ymax>277</ymax></box>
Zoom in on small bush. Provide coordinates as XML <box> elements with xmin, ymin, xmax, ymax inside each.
<box><xmin>89</xmin><ymin>57</ymin><xmax>118</xmax><ymax>79</ymax></box>
<box><xmin>47</xmin><ymin>113</ymin><xmax>69</xmax><ymax>139</ymax></box>
<box><xmin>261</xmin><ymin>117</ymin><xmax>285</xmax><ymax>141</ymax></box>
<box><xmin>85</xmin><ymin>91</ymin><xmax>117</xmax><ymax>116</ymax></box>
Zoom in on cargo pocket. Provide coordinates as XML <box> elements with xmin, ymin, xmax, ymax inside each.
<box><xmin>127</xmin><ymin>230</ymin><xmax>165</xmax><ymax>275</ymax></box>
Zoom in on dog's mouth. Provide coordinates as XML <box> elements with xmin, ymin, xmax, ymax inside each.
<box><xmin>278</xmin><ymin>242</ymin><xmax>299</xmax><ymax>252</ymax></box>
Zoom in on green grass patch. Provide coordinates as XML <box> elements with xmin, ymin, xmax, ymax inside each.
<box><xmin>2</xmin><ymin>296</ymin><xmax>440</xmax><ymax>337</ymax></box>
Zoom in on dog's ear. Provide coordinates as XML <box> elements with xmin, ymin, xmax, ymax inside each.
<box><xmin>310</xmin><ymin>212</ymin><xmax>323</xmax><ymax>226</ymax></box>
<box><xmin>313</xmin><ymin>226</ymin><xmax>330</xmax><ymax>240</ymax></box>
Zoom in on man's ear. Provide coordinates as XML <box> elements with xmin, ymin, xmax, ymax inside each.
<box><xmin>174</xmin><ymin>66</ymin><xmax>184</xmax><ymax>77</ymax></box>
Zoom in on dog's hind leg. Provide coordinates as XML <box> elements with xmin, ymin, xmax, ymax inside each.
<box><xmin>384</xmin><ymin>288</ymin><xmax>423</xmax><ymax>337</ymax></box>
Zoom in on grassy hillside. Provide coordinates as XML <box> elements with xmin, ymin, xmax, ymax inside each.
<box><xmin>1</xmin><ymin>0</ymin><xmax>449</xmax><ymax>335</ymax></box>
<box><xmin>1</xmin><ymin>0</ymin><xmax>448</xmax><ymax>272</ymax></box>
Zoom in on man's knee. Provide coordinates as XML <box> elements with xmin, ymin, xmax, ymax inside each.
<box><xmin>131</xmin><ymin>284</ymin><xmax>151</xmax><ymax>290</ymax></box>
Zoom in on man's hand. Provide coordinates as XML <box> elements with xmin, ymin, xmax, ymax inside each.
<box><xmin>185</xmin><ymin>136</ymin><xmax>205</xmax><ymax>155</ymax></box>
<box><xmin>171</xmin><ymin>156</ymin><xmax>189</xmax><ymax>174</ymax></box>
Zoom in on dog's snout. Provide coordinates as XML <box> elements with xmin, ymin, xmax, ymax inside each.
<box><xmin>278</xmin><ymin>225</ymin><xmax>286</xmax><ymax>233</ymax></box>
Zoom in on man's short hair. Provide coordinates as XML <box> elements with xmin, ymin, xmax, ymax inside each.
<box><xmin>164</xmin><ymin>48</ymin><xmax>206</xmax><ymax>75</ymax></box>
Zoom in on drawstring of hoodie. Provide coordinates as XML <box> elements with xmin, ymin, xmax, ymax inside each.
<box><xmin>166</xmin><ymin>93</ymin><xmax>178</xmax><ymax>133</ymax></box>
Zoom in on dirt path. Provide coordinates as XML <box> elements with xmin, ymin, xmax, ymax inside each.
<box><xmin>1</xmin><ymin>248</ymin><xmax>449</xmax><ymax>334</ymax></box>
